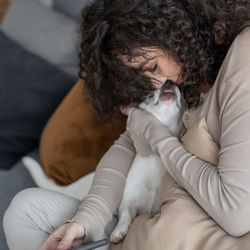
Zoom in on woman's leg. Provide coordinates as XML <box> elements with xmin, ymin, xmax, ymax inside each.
<box><xmin>3</xmin><ymin>187</ymin><xmax>81</xmax><ymax>250</ymax></box>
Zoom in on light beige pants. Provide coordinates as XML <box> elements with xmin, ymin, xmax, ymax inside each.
<box><xmin>3</xmin><ymin>188</ymin><xmax>82</xmax><ymax>250</ymax></box>
<box><xmin>3</xmin><ymin>188</ymin><xmax>117</xmax><ymax>250</ymax></box>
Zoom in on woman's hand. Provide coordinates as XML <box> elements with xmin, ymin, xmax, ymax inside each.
<box><xmin>39</xmin><ymin>222</ymin><xmax>86</xmax><ymax>250</ymax></box>
<box><xmin>120</xmin><ymin>105</ymin><xmax>132</xmax><ymax>116</ymax></box>
<box><xmin>120</xmin><ymin>104</ymin><xmax>136</xmax><ymax>116</ymax></box>
<box><xmin>125</xmin><ymin>107</ymin><xmax>172</xmax><ymax>156</ymax></box>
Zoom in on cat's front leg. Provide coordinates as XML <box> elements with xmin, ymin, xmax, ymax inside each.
<box><xmin>110</xmin><ymin>206</ymin><xmax>136</xmax><ymax>243</ymax></box>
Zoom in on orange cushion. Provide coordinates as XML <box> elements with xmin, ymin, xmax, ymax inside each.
<box><xmin>39</xmin><ymin>79</ymin><xmax>126</xmax><ymax>185</ymax></box>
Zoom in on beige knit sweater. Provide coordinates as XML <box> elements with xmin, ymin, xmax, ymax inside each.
<box><xmin>72</xmin><ymin>27</ymin><xmax>250</xmax><ymax>241</ymax></box>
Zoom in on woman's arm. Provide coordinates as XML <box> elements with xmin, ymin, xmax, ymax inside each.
<box><xmin>127</xmin><ymin>97</ymin><xmax>250</xmax><ymax>238</ymax></box>
<box><xmin>71</xmin><ymin>130</ymin><xmax>135</xmax><ymax>241</ymax></box>
<box><xmin>40</xmin><ymin>132</ymin><xmax>135</xmax><ymax>250</ymax></box>
<box><xmin>126</xmin><ymin>27</ymin><xmax>250</xmax><ymax>237</ymax></box>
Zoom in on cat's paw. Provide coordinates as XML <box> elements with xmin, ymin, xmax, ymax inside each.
<box><xmin>110</xmin><ymin>225</ymin><xmax>129</xmax><ymax>243</ymax></box>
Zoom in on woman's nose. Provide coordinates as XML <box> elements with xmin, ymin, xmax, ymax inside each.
<box><xmin>153</xmin><ymin>82</ymin><xmax>162</xmax><ymax>89</ymax></box>
<box><xmin>153</xmin><ymin>76</ymin><xmax>167</xmax><ymax>89</ymax></box>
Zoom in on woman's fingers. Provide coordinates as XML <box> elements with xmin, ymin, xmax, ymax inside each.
<box><xmin>39</xmin><ymin>229</ymin><xmax>64</xmax><ymax>250</ymax></box>
<box><xmin>120</xmin><ymin>102</ymin><xmax>139</xmax><ymax>116</ymax></box>
<box><xmin>39</xmin><ymin>222</ymin><xmax>85</xmax><ymax>250</ymax></box>
<box><xmin>70</xmin><ymin>238</ymin><xmax>85</xmax><ymax>248</ymax></box>
<box><xmin>120</xmin><ymin>105</ymin><xmax>131</xmax><ymax>116</ymax></box>
<box><xmin>56</xmin><ymin>226</ymin><xmax>78</xmax><ymax>250</ymax></box>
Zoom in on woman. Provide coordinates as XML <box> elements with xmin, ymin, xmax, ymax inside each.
<box><xmin>3</xmin><ymin>0</ymin><xmax>250</xmax><ymax>249</ymax></box>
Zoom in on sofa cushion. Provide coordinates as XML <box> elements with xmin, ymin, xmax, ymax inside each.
<box><xmin>0</xmin><ymin>31</ymin><xmax>75</xmax><ymax>169</ymax></box>
<box><xmin>0</xmin><ymin>0</ymin><xmax>78</xmax><ymax>77</ymax></box>
<box><xmin>39</xmin><ymin>79</ymin><xmax>126</xmax><ymax>185</ymax></box>
<box><xmin>181</xmin><ymin>117</ymin><xmax>220</xmax><ymax>165</ymax></box>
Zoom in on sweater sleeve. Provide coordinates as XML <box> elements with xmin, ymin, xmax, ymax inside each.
<box><xmin>71</xmin><ymin>130</ymin><xmax>135</xmax><ymax>241</ymax></box>
<box><xmin>126</xmin><ymin>29</ymin><xmax>250</xmax><ymax>237</ymax></box>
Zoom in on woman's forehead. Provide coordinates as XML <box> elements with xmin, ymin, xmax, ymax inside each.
<box><xmin>122</xmin><ymin>47</ymin><xmax>165</xmax><ymax>67</ymax></box>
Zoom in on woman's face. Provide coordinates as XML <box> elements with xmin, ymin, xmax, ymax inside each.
<box><xmin>124</xmin><ymin>47</ymin><xmax>183</xmax><ymax>89</ymax></box>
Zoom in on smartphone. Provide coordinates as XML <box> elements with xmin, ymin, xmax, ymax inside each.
<box><xmin>72</xmin><ymin>239</ymin><xmax>109</xmax><ymax>250</ymax></box>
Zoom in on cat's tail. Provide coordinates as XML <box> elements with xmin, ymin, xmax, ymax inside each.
<box><xmin>22</xmin><ymin>156</ymin><xmax>94</xmax><ymax>200</ymax></box>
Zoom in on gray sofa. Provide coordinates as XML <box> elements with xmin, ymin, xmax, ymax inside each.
<box><xmin>0</xmin><ymin>0</ymin><xmax>88</xmax><ymax>249</ymax></box>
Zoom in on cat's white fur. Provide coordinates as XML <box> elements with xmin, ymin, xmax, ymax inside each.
<box><xmin>110</xmin><ymin>82</ymin><xmax>183</xmax><ymax>243</ymax></box>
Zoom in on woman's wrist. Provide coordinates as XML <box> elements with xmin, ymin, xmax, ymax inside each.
<box><xmin>70</xmin><ymin>212</ymin><xmax>107</xmax><ymax>242</ymax></box>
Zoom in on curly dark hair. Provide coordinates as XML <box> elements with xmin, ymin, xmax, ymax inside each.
<box><xmin>78</xmin><ymin>0</ymin><xmax>250</xmax><ymax>121</ymax></box>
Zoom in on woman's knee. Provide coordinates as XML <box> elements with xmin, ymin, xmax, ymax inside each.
<box><xmin>3</xmin><ymin>188</ymin><xmax>41</xmax><ymax>230</ymax></box>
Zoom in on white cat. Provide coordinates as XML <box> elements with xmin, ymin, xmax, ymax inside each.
<box><xmin>110</xmin><ymin>80</ymin><xmax>183</xmax><ymax>243</ymax></box>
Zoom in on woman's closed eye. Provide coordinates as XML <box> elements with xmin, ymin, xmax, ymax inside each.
<box><xmin>143</xmin><ymin>63</ymin><xmax>158</xmax><ymax>74</ymax></box>
<box><xmin>149</xmin><ymin>63</ymin><xmax>158</xmax><ymax>73</ymax></box>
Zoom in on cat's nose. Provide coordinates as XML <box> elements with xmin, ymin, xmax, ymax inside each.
<box><xmin>161</xmin><ymin>80</ymin><xmax>174</xmax><ymax>90</ymax></box>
